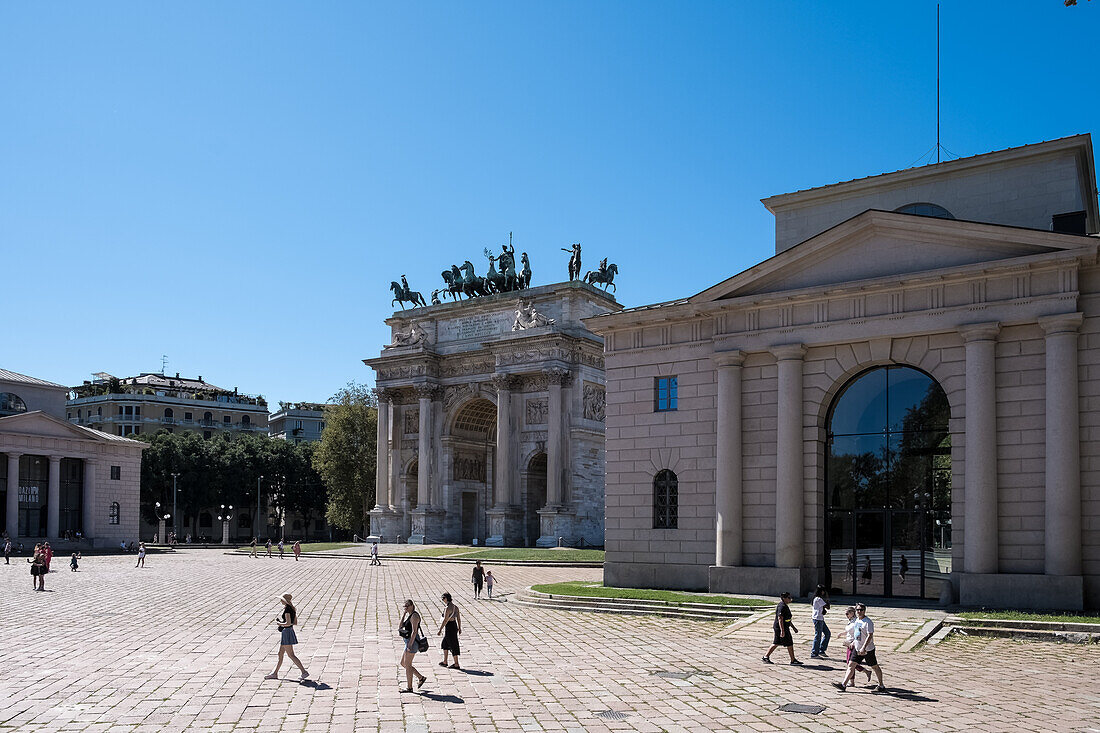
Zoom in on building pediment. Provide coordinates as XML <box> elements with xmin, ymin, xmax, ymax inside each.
<box><xmin>694</xmin><ymin>210</ymin><xmax>1088</xmax><ymax>302</ymax></box>
<box><xmin>0</xmin><ymin>410</ymin><xmax>140</xmax><ymax>444</ymax></box>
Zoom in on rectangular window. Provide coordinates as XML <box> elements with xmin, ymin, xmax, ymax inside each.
<box><xmin>135</xmin><ymin>406</ymin><xmax>141</xmax><ymax>416</ymax></box>
<box><xmin>185</xmin><ymin>412</ymin><xmax>193</xmax><ymax>420</ymax></box>
<box><xmin>655</xmin><ymin>376</ymin><xmax>678</xmax><ymax>412</ymax></box>
<box><xmin>295</xmin><ymin>420</ymin><xmax>303</xmax><ymax>430</ymax></box>
<box><xmin>224</xmin><ymin>415</ymin><xmax>231</xmax><ymax>424</ymax></box>
<box><xmin>124</xmin><ymin>406</ymin><xmax>133</xmax><ymax>416</ymax></box>
<box><xmin>110</xmin><ymin>465</ymin><xmax>121</xmax><ymax>480</ymax></box>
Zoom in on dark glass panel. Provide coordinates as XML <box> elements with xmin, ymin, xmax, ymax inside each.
<box><xmin>890</xmin><ymin>512</ymin><xmax>922</xmax><ymax>598</ymax></box>
<box><xmin>829</xmin><ymin>434</ymin><xmax>887</xmax><ymax>510</ymax></box>
<box><xmin>887</xmin><ymin>367</ymin><xmax>949</xmax><ymax>434</ymax></box>
<box><xmin>827</xmin><ymin>511</ymin><xmax>855</xmax><ymax>595</ymax></box>
<box><xmin>856</xmin><ymin>512</ymin><xmax>886</xmax><ymax>596</ymax></box>
<box><xmin>829</xmin><ymin>369</ymin><xmax>887</xmax><ymax>436</ymax></box>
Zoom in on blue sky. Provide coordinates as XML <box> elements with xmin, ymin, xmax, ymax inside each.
<box><xmin>3</xmin><ymin>1</ymin><xmax>1097</xmax><ymax>406</ymax></box>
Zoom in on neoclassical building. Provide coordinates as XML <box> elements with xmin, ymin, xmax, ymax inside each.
<box><xmin>0</xmin><ymin>368</ymin><xmax>144</xmax><ymax>547</ymax></box>
<box><xmin>366</xmin><ymin>281</ymin><xmax>617</xmax><ymax>546</ymax></box>
<box><xmin>587</xmin><ymin>134</ymin><xmax>1100</xmax><ymax>609</ymax></box>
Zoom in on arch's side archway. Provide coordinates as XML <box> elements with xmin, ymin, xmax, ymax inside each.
<box><xmin>825</xmin><ymin>365</ymin><xmax>951</xmax><ymax>599</ymax></box>
<box><xmin>523</xmin><ymin>453</ymin><xmax>547</xmax><ymax>547</ymax></box>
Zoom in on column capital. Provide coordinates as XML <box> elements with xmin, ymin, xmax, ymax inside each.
<box><xmin>48</xmin><ymin>455</ymin><xmax>63</xmax><ymax>464</ymax></box>
<box><xmin>958</xmin><ymin>322</ymin><xmax>1001</xmax><ymax>342</ymax></box>
<box><xmin>4</xmin><ymin>451</ymin><xmax>22</xmax><ymax>459</ymax></box>
<box><xmin>544</xmin><ymin>367</ymin><xmax>571</xmax><ymax>386</ymax></box>
<box><xmin>712</xmin><ymin>349</ymin><xmax>746</xmax><ymax>369</ymax></box>
<box><xmin>1038</xmin><ymin>312</ymin><xmax>1084</xmax><ymax>336</ymax></box>
<box><xmin>491</xmin><ymin>373</ymin><xmax>519</xmax><ymax>391</ymax></box>
<box><xmin>771</xmin><ymin>343</ymin><xmax>806</xmax><ymax>361</ymax></box>
<box><xmin>372</xmin><ymin>387</ymin><xmax>396</xmax><ymax>403</ymax></box>
<box><xmin>413</xmin><ymin>383</ymin><xmax>440</xmax><ymax>400</ymax></box>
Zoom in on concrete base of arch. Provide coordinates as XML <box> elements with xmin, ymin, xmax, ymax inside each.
<box><xmin>485</xmin><ymin>507</ymin><xmax>523</xmax><ymax>546</ymax></box>
<box><xmin>536</xmin><ymin>506</ymin><xmax>576</xmax><ymax>547</ymax></box>
<box><xmin>369</xmin><ymin>507</ymin><xmax>404</xmax><ymax>544</ymax></box>
<box><xmin>708</xmin><ymin>565</ymin><xmax>820</xmax><ymax>599</ymax></box>
<box><xmin>407</xmin><ymin>507</ymin><xmax>446</xmax><ymax>544</ymax></box>
<box><xmin>958</xmin><ymin>572</ymin><xmax>1083</xmax><ymax>611</ymax></box>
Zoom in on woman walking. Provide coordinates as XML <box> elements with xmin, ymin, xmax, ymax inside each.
<box><xmin>762</xmin><ymin>592</ymin><xmax>802</xmax><ymax>665</ymax></box>
<box><xmin>471</xmin><ymin>561</ymin><xmax>485</xmax><ymax>600</ymax></box>
<box><xmin>135</xmin><ymin>542</ymin><xmax>147</xmax><ymax>568</ymax></box>
<box><xmin>293</xmin><ymin>540</ymin><xmax>301</xmax><ymax>561</ymax></box>
<box><xmin>810</xmin><ymin>584</ymin><xmax>831</xmax><ymax>659</ymax></box>
<box><xmin>398</xmin><ymin>599</ymin><xmax>427</xmax><ymax>692</ymax></box>
<box><xmin>29</xmin><ymin>545</ymin><xmax>46</xmax><ymax>591</ymax></box>
<box><xmin>437</xmin><ymin>592</ymin><xmax>462</xmax><ymax>669</ymax></box>
<box><xmin>861</xmin><ymin>555</ymin><xmax>872</xmax><ymax>585</ymax></box>
<box><xmin>265</xmin><ymin>593</ymin><xmax>309</xmax><ymax>681</ymax></box>
<box><xmin>278</xmin><ymin>538</ymin><xmax>285</xmax><ymax>559</ymax></box>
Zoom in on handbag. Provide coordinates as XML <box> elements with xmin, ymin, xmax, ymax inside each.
<box><xmin>399</xmin><ymin>618</ymin><xmax>412</xmax><ymax>639</ymax></box>
<box><xmin>416</xmin><ymin>628</ymin><xmax>429</xmax><ymax>653</ymax></box>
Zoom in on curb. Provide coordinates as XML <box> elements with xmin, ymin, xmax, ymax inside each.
<box><xmin>225</xmin><ymin>550</ymin><xmax>603</xmax><ymax>567</ymax></box>
<box><xmin>514</xmin><ymin>586</ymin><xmax>770</xmax><ymax>620</ymax></box>
<box><xmin>937</xmin><ymin>616</ymin><xmax>1100</xmax><ymax>644</ymax></box>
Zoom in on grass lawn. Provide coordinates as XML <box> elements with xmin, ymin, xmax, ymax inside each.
<box><xmin>391</xmin><ymin>547</ymin><xmax>604</xmax><ymax>562</ymax></box>
<box><xmin>531</xmin><ymin>581</ymin><xmax>766</xmax><ymax>607</ymax></box>
<box><xmin>958</xmin><ymin>610</ymin><xmax>1100</xmax><ymax>625</ymax></box>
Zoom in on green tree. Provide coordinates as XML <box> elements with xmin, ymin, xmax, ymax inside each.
<box><xmin>313</xmin><ymin>383</ymin><xmax>377</xmax><ymax>535</ymax></box>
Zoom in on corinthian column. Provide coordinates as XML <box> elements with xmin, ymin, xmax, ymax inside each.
<box><xmin>545</xmin><ymin>368</ymin><xmax>570</xmax><ymax>507</ymax></box>
<box><xmin>6</xmin><ymin>452</ymin><xmax>21</xmax><ymax>539</ymax></box>
<box><xmin>1039</xmin><ymin>313</ymin><xmax>1084</xmax><ymax>577</ymax></box>
<box><xmin>773</xmin><ymin>344</ymin><xmax>806</xmax><ymax>569</ymax></box>
<box><xmin>372</xmin><ymin>389</ymin><xmax>391</xmax><ymax>510</ymax></box>
<box><xmin>492</xmin><ymin>374</ymin><xmax>516</xmax><ymax>509</ymax></box>
<box><xmin>414</xmin><ymin>384</ymin><xmax>437</xmax><ymax>511</ymax></box>
<box><xmin>713</xmin><ymin>350</ymin><xmax>745</xmax><ymax>567</ymax></box>
<box><xmin>959</xmin><ymin>322</ymin><xmax>1000</xmax><ymax>575</ymax></box>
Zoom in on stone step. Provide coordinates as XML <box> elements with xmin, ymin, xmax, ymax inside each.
<box><xmin>950</xmin><ymin>625</ymin><xmax>1100</xmax><ymax>644</ymax></box>
<box><xmin>515</xmin><ymin>588</ymin><xmax>763</xmax><ymax>621</ymax></box>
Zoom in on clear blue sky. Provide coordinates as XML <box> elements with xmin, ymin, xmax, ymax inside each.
<box><xmin>3</xmin><ymin>1</ymin><xmax>1097</xmax><ymax>406</ymax></box>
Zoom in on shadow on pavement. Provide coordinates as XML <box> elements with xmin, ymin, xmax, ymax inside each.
<box><xmin>420</xmin><ymin>692</ymin><xmax>464</xmax><ymax>703</ymax></box>
<box><xmin>883</xmin><ymin>687</ymin><xmax>938</xmax><ymax>702</ymax></box>
<box><xmin>456</xmin><ymin>669</ymin><xmax>494</xmax><ymax>677</ymax></box>
<box><xmin>299</xmin><ymin>680</ymin><xmax>332</xmax><ymax>691</ymax></box>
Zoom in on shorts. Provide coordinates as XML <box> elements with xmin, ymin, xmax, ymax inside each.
<box><xmin>772</xmin><ymin>627</ymin><xmax>793</xmax><ymax>647</ymax></box>
<box><xmin>853</xmin><ymin>650</ymin><xmax>878</xmax><ymax>667</ymax></box>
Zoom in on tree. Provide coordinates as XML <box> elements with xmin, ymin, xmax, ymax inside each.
<box><xmin>313</xmin><ymin>383</ymin><xmax>377</xmax><ymax>535</ymax></box>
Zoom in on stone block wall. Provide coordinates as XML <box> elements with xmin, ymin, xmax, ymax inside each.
<box><xmin>93</xmin><ymin>449</ymin><xmax>142</xmax><ymax>547</ymax></box>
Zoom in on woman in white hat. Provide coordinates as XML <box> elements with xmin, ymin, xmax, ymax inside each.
<box><xmin>265</xmin><ymin>593</ymin><xmax>309</xmax><ymax>681</ymax></box>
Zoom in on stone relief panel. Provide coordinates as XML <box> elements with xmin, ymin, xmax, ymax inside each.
<box><xmin>526</xmin><ymin>398</ymin><xmax>548</xmax><ymax>425</ymax></box>
<box><xmin>453</xmin><ymin>454</ymin><xmax>486</xmax><ymax>482</ymax></box>
<box><xmin>583</xmin><ymin>382</ymin><xmax>606</xmax><ymax>422</ymax></box>
<box><xmin>440</xmin><ymin>360</ymin><xmax>495</xmax><ymax>378</ymax></box>
<box><xmin>403</xmin><ymin>407</ymin><xmax>420</xmax><ymax>435</ymax></box>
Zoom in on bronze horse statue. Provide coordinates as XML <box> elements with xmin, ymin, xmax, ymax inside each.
<box><xmin>390</xmin><ymin>280</ymin><xmax>427</xmax><ymax>309</ymax></box>
<box><xmin>460</xmin><ymin>260</ymin><xmax>490</xmax><ymax>297</ymax></box>
<box><xmin>441</xmin><ymin>268</ymin><xmax>464</xmax><ymax>301</ymax></box>
<box><xmin>583</xmin><ymin>263</ymin><xmax>619</xmax><ymax>292</ymax></box>
<box><xmin>519</xmin><ymin>252</ymin><xmax>532</xmax><ymax>289</ymax></box>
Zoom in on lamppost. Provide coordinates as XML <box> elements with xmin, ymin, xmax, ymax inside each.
<box><xmin>255</xmin><ymin>475</ymin><xmax>264</xmax><ymax>539</ymax></box>
<box><xmin>218</xmin><ymin>504</ymin><xmax>234</xmax><ymax>545</ymax></box>
<box><xmin>155</xmin><ymin>502</ymin><xmax>165</xmax><ymax>543</ymax></box>
<box><xmin>170</xmin><ymin>472</ymin><xmax>180</xmax><ymax>543</ymax></box>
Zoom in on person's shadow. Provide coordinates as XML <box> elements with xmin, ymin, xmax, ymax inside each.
<box><xmin>455</xmin><ymin>669</ymin><xmax>493</xmax><ymax>677</ymax></box>
<box><xmin>298</xmin><ymin>679</ymin><xmax>332</xmax><ymax>691</ymax></box>
<box><xmin>419</xmin><ymin>692</ymin><xmax>464</xmax><ymax>703</ymax></box>
<box><xmin>882</xmin><ymin>687</ymin><xmax>938</xmax><ymax>702</ymax></box>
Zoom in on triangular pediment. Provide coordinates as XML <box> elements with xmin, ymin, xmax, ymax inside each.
<box><xmin>694</xmin><ymin>210</ymin><xmax>1087</xmax><ymax>302</ymax></box>
<box><xmin>0</xmin><ymin>411</ymin><xmax>120</xmax><ymax>442</ymax></box>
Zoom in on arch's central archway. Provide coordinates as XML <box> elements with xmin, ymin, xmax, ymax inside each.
<box><xmin>450</xmin><ymin>398</ymin><xmax>497</xmax><ymax>544</ymax></box>
<box><xmin>825</xmin><ymin>365</ymin><xmax>951</xmax><ymax>599</ymax></box>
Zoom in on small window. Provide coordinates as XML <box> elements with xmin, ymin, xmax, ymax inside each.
<box><xmin>110</xmin><ymin>465</ymin><xmax>121</xmax><ymax>480</ymax></box>
<box><xmin>185</xmin><ymin>412</ymin><xmax>192</xmax><ymax>420</ymax></box>
<box><xmin>223</xmin><ymin>415</ymin><xmax>231</xmax><ymax>424</ymax></box>
<box><xmin>653</xmin><ymin>469</ymin><xmax>678</xmax><ymax>529</ymax></box>
<box><xmin>117</xmin><ymin>427</ymin><xmax>123</xmax><ymax>436</ymax></box>
<box><xmin>242</xmin><ymin>415</ymin><xmax>251</xmax><ymax>425</ymax></box>
<box><xmin>97</xmin><ymin>407</ymin><xmax>102</xmax><ymax>416</ymax></box>
<box><xmin>655</xmin><ymin>376</ymin><xmax>678</xmax><ymax>412</ymax></box>
<box><xmin>135</xmin><ymin>406</ymin><xmax>141</xmax><ymax>416</ymax></box>
<box><xmin>109</xmin><ymin>502</ymin><xmax>120</xmax><ymax>525</ymax></box>
<box><xmin>164</xmin><ymin>408</ymin><xmax>173</xmax><ymax>419</ymax></box>
<box><xmin>895</xmin><ymin>202</ymin><xmax>953</xmax><ymax>219</ymax></box>
<box><xmin>295</xmin><ymin>419</ymin><xmax>303</xmax><ymax>430</ymax></box>
<box><xmin>0</xmin><ymin>392</ymin><xmax>27</xmax><ymax>415</ymax></box>
<box><xmin>238</xmin><ymin>512</ymin><xmax>251</xmax><ymax>528</ymax></box>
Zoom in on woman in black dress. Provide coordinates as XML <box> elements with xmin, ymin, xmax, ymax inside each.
<box><xmin>762</xmin><ymin>592</ymin><xmax>802</xmax><ymax>665</ymax></box>
<box><xmin>437</xmin><ymin>592</ymin><xmax>462</xmax><ymax>669</ymax></box>
<box><xmin>471</xmin><ymin>561</ymin><xmax>485</xmax><ymax>599</ymax></box>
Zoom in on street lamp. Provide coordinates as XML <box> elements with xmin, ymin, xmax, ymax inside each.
<box><xmin>219</xmin><ymin>504</ymin><xmax>234</xmax><ymax>545</ymax></box>
<box><xmin>171</xmin><ymin>472</ymin><xmax>180</xmax><ymax>543</ymax></box>
<box><xmin>255</xmin><ymin>475</ymin><xmax>264</xmax><ymax>539</ymax></box>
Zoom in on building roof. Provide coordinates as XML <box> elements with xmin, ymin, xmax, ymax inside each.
<box><xmin>0</xmin><ymin>411</ymin><xmax>147</xmax><ymax>445</ymax></box>
<box><xmin>0</xmin><ymin>368</ymin><xmax>67</xmax><ymax>390</ymax></box>
<box><xmin>122</xmin><ymin>372</ymin><xmax>227</xmax><ymax>392</ymax></box>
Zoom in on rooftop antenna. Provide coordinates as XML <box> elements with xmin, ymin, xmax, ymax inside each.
<box><xmin>161</xmin><ymin>354</ymin><xmax>169</xmax><ymax>375</ymax></box>
<box><xmin>936</xmin><ymin>3</ymin><xmax>941</xmax><ymax>164</ymax></box>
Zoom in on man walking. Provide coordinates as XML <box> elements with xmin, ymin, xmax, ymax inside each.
<box><xmin>853</xmin><ymin>603</ymin><xmax>886</xmax><ymax>692</ymax></box>
<box><xmin>370</xmin><ymin>542</ymin><xmax>381</xmax><ymax>566</ymax></box>
<box><xmin>249</xmin><ymin>537</ymin><xmax>258</xmax><ymax>558</ymax></box>
<box><xmin>762</xmin><ymin>592</ymin><xmax>802</xmax><ymax>666</ymax></box>
<box><xmin>3</xmin><ymin>537</ymin><xmax>10</xmax><ymax>565</ymax></box>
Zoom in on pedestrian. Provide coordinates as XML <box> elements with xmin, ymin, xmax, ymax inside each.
<box><xmin>135</xmin><ymin>542</ymin><xmax>147</xmax><ymax>568</ymax></box>
<box><xmin>264</xmin><ymin>593</ymin><xmax>310</xmax><ymax>681</ymax></box>
<box><xmin>810</xmin><ymin>584</ymin><xmax>831</xmax><ymax>659</ymax></box>
<box><xmin>898</xmin><ymin>554</ymin><xmax>909</xmax><ymax>585</ymax></box>
<box><xmin>70</xmin><ymin>552</ymin><xmax>81</xmax><ymax>571</ymax></box>
<box><xmin>762</xmin><ymin>592</ymin><xmax>802</xmax><ymax>665</ymax></box>
<box><xmin>293</xmin><ymin>540</ymin><xmax>301</xmax><ymax>561</ymax></box>
<box><xmin>398</xmin><ymin>599</ymin><xmax>428</xmax><ymax>692</ymax></box>
<box><xmin>437</xmin><ymin>592</ymin><xmax>462</xmax><ymax>669</ymax></box>
<box><xmin>370</xmin><ymin>541</ymin><xmax>381</xmax><ymax>565</ymax></box>
<box><xmin>43</xmin><ymin>542</ymin><xmax>53</xmax><ymax>572</ymax></box>
<box><xmin>29</xmin><ymin>545</ymin><xmax>46</xmax><ymax>591</ymax></box>
<box><xmin>832</xmin><ymin>606</ymin><xmax>871</xmax><ymax>692</ymax></box>
<box><xmin>853</xmin><ymin>603</ymin><xmax>886</xmax><ymax>692</ymax></box>
<box><xmin>484</xmin><ymin>570</ymin><xmax>495</xmax><ymax>600</ymax></box>
<box><xmin>861</xmin><ymin>555</ymin><xmax>872</xmax><ymax>585</ymax></box>
<box><xmin>265</xmin><ymin>539</ymin><xmax>272</xmax><ymax>558</ymax></box>
<box><xmin>3</xmin><ymin>537</ymin><xmax>10</xmax><ymax>565</ymax></box>
<box><xmin>845</xmin><ymin>551</ymin><xmax>855</xmax><ymax>582</ymax></box>
<box><xmin>249</xmin><ymin>537</ymin><xmax>258</xmax><ymax>558</ymax></box>
<box><xmin>471</xmin><ymin>560</ymin><xmax>485</xmax><ymax>599</ymax></box>
<box><xmin>278</xmin><ymin>539</ymin><xmax>285</xmax><ymax>559</ymax></box>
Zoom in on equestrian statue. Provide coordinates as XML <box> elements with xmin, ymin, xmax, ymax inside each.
<box><xmin>390</xmin><ymin>275</ymin><xmax>428</xmax><ymax>309</ymax></box>
<box><xmin>583</xmin><ymin>258</ymin><xmax>619</xmax><ymax>293</ymax></box>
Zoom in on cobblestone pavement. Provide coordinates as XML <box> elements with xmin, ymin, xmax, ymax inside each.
<box><xmin>2</xmin><ymin>550</ymin><xmax>1098</xmax><ymax>732</ymax></box>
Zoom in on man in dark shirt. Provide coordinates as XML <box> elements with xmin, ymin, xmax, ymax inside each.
<box><xmin>762</xmin><ymin>592</ymin><xmax>803</xmax><ymax>666</ymax></box>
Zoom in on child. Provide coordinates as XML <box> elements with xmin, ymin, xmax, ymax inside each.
<box><xmin>485</xmin><ymin>570</ymin><xmax>496</xmax><ymax>600</ymax></box>
<box><xmin>70</xmin><ymin>552</ymin><xmax>81</xmax><ymax>572</ymax></box>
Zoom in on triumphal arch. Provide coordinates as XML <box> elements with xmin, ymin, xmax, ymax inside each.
<box><xmin>365</xmin><ymin>280</ymin><xmax>619</xmax><ymax>546</ymax></box>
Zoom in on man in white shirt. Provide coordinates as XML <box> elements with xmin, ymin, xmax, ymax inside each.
<box><xmin>854</xmin><ymin>603</ymin><xmax>886</xmax><ymax>692</ymax></box>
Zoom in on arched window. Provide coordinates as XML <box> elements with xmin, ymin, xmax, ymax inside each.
<box><xmin>653</xmin><ymin>469</ymin><xmax>678</xmax><ymax>529</ymax></box>
<box><xmin>242</xmin><ymin>414</ymin><xmax>251</xmax><ymax>425</ymax></box>
<box><xmin>109</xmin><ymin>502</ymin><xmax>120</xmax><ymax>525</ymax></box>
<box><xmin>894</xmin><ymin>202</ymin><xmax>954</xmax><ymax>219</ymax></box>
<box><xmin>0</xmin><ymin>392</ymin><xmax>28</xmax><ymax>416</ymax></box>
<box><xmin>164</xmin><ymin>408</ymin><xmax>174</xmax><ymax>420</ymax></box>
<box><xmin>237</xmin><ymin>512</ymin><xmax>251</xmax><ymax>529</ymax></box>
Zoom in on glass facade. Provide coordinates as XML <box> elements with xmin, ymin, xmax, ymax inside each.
<box><xmin>825</xmin><ymin>366</ymin><xmax>951</xmax><ymax>599</ymax></box>
<box><xmin>59</xmin><ymin>458</ymin><xmax>84</xmax><ymax>535</ymax></box>
<box><xmin>18</xmin><ymin>455</ymin><xmax>49</xmax><ymax>537</ymax></box>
